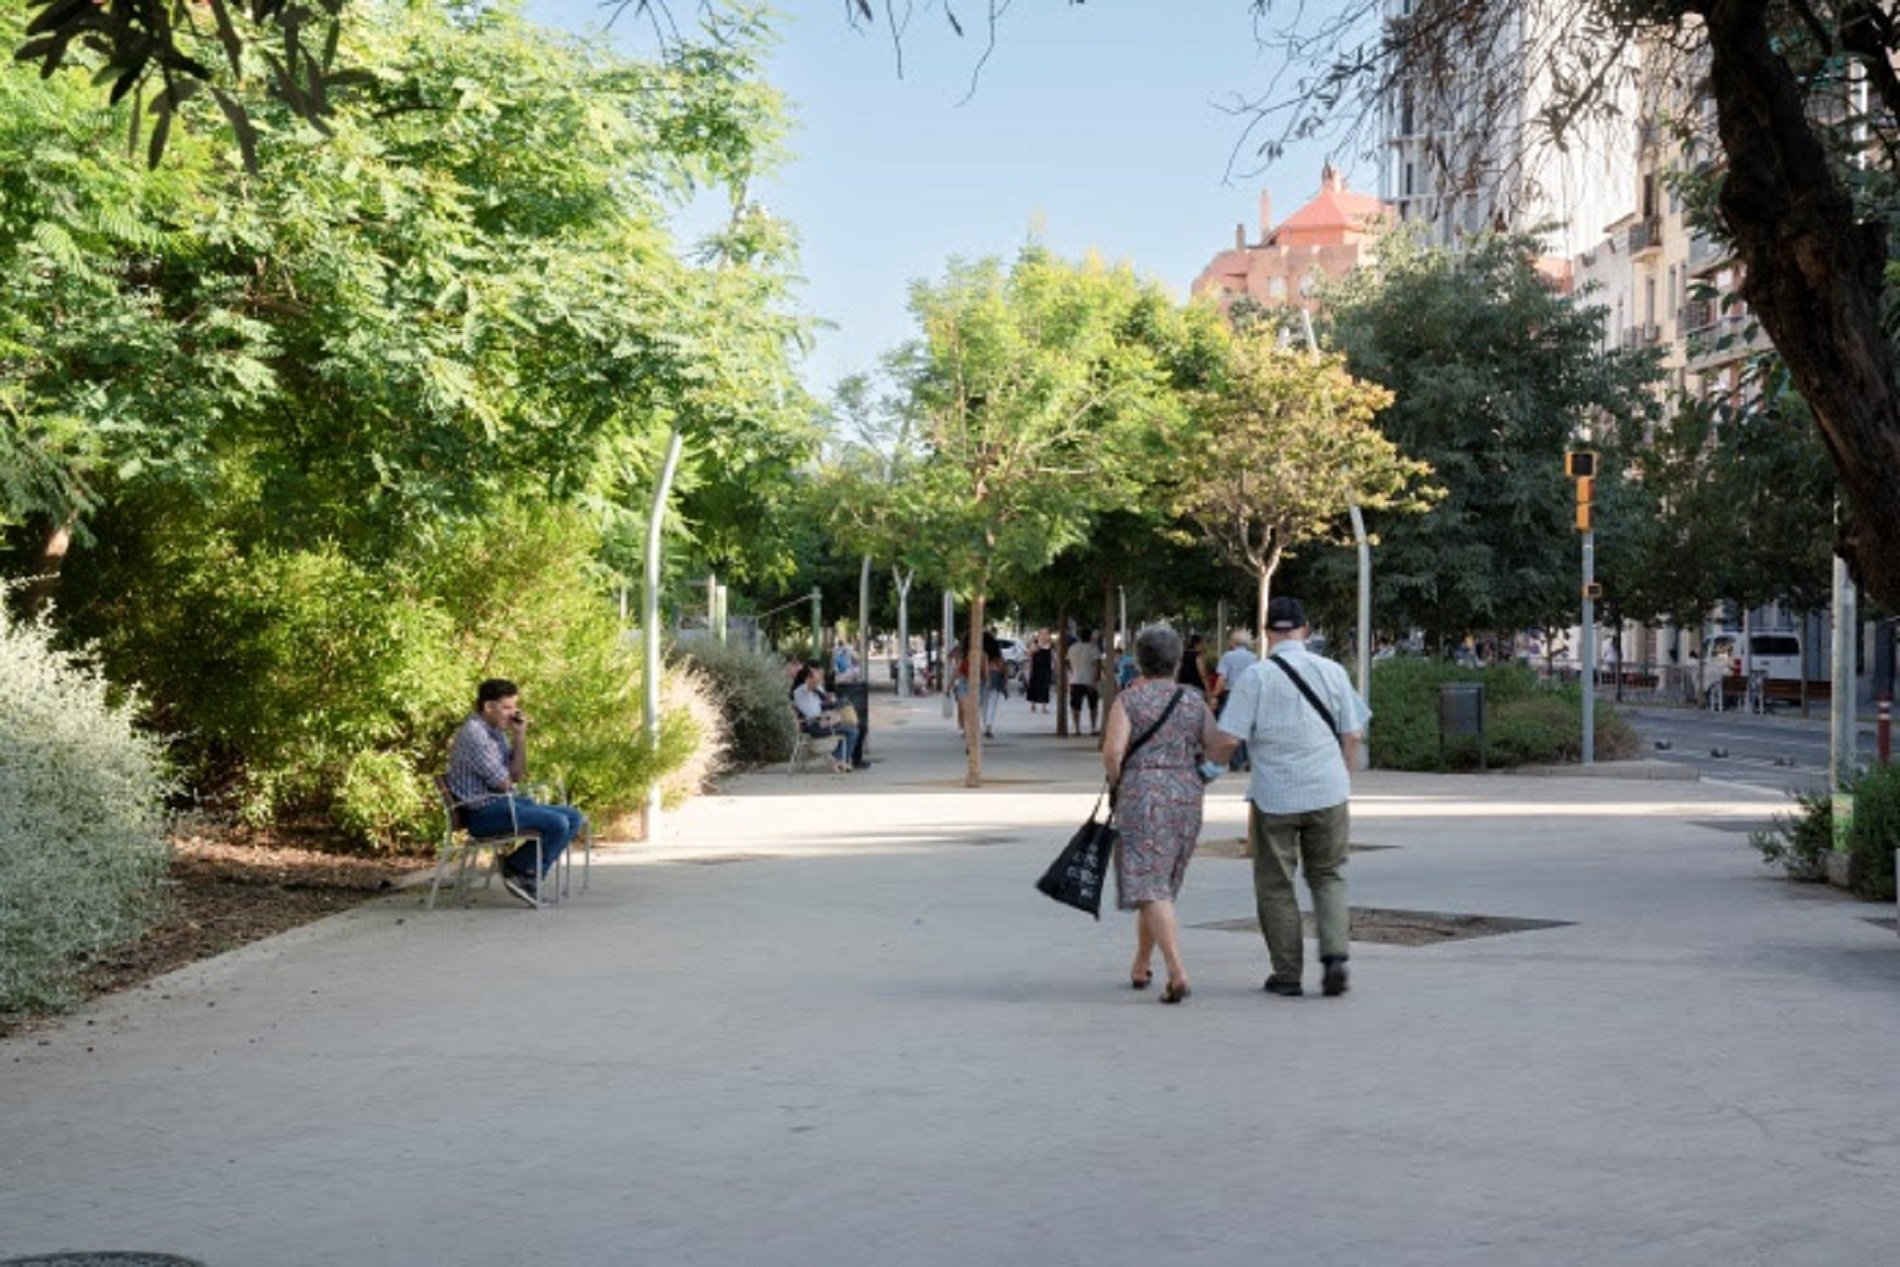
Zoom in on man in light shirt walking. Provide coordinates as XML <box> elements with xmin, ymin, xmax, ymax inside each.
<box><xmin>1217</xmin><ymin>597</ymin><xmax>1370</xmax><ymax>998</ymax></box>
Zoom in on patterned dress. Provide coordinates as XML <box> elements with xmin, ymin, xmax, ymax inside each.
<box><xmin>1114</xmin><ymin>678</ymin><xmax>1210</xmax><ymax>910</ymax></box>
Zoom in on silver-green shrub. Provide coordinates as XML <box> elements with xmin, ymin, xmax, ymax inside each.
<box><xmin>678</xmin><ymin>641</ymin><xmax>797</xmax><ymax>767</ymax></box>
<box><xmin>0</xmin><ymin>606</ymin><xmax>173</xmax><ymax>1014</ymax></box>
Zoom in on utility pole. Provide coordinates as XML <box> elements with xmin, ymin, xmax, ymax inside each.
<box><xmin>643</xmin><ymin>428</ymin><xmax>685</xmax><ymax>839</ymax></box>
<box><xmin>1831</xmin><ymin>552</ymin><xmax>1859</xmax><ymax>790</ymax></box>
<box><xmin>1567</xmin><ymin>450</ymin><xmax>1599</xmax><ymax>766</ymax></box>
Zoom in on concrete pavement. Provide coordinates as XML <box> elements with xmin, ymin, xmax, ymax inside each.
<box><xmin>3</xmin><ymin>688</ymin><xmax>1898</xmax><ymax>1266</ymax></box>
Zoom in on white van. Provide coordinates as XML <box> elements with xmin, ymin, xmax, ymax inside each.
<box><xmin>1703</xmin><ymin>630</ymin><xmax>1803</xmax><ymax>682</ymax></box>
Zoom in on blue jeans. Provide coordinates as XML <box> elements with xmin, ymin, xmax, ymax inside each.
<box><xmin>464</xmin><ymin>795</ymin><xmax>584</xmax><ymax>878</ymax></box>
<box><xmin>809</xmin><ymin>723</ymin><xmax>861</xmax><ymax>764</ymax></box>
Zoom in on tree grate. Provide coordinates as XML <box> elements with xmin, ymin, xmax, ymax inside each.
<box><xmin>1194</xmin><ymin>907</ymin><xmax>1574</xmax><ymax>947</ymax></box>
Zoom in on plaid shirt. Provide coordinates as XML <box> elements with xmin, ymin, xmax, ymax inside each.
<box><xmin>446</xmin><ymin>714</ymin><xmax>514</xmax><ymax>807</ymax></box>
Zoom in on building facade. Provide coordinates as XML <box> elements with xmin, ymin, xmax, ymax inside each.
<box><xmin>1191</xmin><ymin>164</ymin><xmax>1388</xmax><ymax>310</ymax></box>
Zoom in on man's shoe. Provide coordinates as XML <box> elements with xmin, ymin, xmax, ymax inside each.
<box><xmin>1263</xmin><ymin>978</ymin><xmax>1304</xmax><ymax>997</ymax></box>
<box><xmin>1322</xmin><ymin>958</ymin><xmax>1350</xmax><ymax>997</ymax></box>
<box><xmin>502</xmin><ymin>871</ymin><xmax>539</xmax><ymax>908</ymax></box>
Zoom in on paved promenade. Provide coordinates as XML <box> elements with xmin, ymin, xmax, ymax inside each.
<box><xmin>3</xmin><ymin>690</ymin><xmax>1897</xmax><ymax>1266</ymax></box>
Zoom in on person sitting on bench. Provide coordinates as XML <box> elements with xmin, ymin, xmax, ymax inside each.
<box><xmin>791</xmin><ymin>663</ymin><xmax>862</xmax><ymax>771</ymax></box>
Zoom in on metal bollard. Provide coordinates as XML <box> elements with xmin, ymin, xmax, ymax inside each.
<box><xmin>1879</xmin><ymin>694</ymin><xmax>1892</xmax><ymax>765</ymax></box>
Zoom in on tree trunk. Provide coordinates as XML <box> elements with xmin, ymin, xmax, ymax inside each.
<box><xmin>24</xmin><ymin>514</ymin><xmax>77</xmax><ymax>617</ymax></box>
<box><xmin>1055</xmin><ymin>599</ymin><xmax>1070</xmax><ymax>737</ymax></box>
<box><xmin>1702</xmin><ymin>0</ymin><xmax>1900</xmax><ymax>611</ymax></box>
<box><xmin>1254</xmin><ymin>567</ymin><xmax>1272</xmax><ymax>646</ymax></box>
<box><xmin>964</xmin><ymin>593</ymin><xmax>986</xmax><ymax>787</ymax></box>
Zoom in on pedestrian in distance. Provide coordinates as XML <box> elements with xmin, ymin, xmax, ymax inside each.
<box><xmin>1217</xmin><ymin>597</ymin><xmax>1370</xmax><ymax>998</ymax></box>
<box><xmin>1026</xmin><ymin>630</ymin><xmax>1055</xmax><ymax>714</ymax></box>
<box><xmin>1103</xmin><ymin>626</ymin><xmax>1239</xmax><ymax>1005</ymax></box>
<box><xmin>1067</xmin><ymin>627</ymin><xmax>1104</xmax><ymax>736</ymax></box>
<box><xmin>980</xmin><ymin>629</ymin><xmax>1006</xmax><ymax>738</ymax></box>
<box><xmin>1214</xmin><ymin>628</ymin><xmax>1258</xmax><ymax>771</ymax></box>
<box><xmin>1178</xmin><ymin>632</ymin><xmax>1209</xmax><ymax>694</ymax></box>
<box><xmin>445</xmin><ymin>678</ymin><xmax>588</xmax><ymax>908</ymax></box>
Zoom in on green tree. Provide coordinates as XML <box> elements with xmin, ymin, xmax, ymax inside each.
<box><xmin>1323</xmin><ymin>232</ymin><xmax>1661</xmax><ymax>650</ymax></box>
<box><xmin>1239</xmin><ymin>0</ymin><xmax>1900</xmax><ymax>615</ymax></box>
<box><xmin>1167</xmin><ymin>333</ymin><xmax>1432</xmax><ymax>642</ymax></box>
<box><xmin>4</xmin><ymin>1</ymin><xmax>809</xmax><ymax>836</ymax></box>
<box><xmin>886</xmin><ymin>248</ymin><xmax>1179</xmax><ymax>784</ymax></box>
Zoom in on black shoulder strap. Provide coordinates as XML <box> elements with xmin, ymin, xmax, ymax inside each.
<box><xmin>1268</xmin><ymin>654</ymin><xmax>1340</xmax><ymax>741</ymax></box>
<box><xmin>1124</xmin><ymin>686</ymin><xmax>1185</xmax><ymax>765</ymax></box>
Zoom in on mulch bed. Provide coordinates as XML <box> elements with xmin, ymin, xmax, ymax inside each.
<box><xmin>2</xmin><ymin>827</ymin><xmax>431</xmax><ymax>1038</ymax></box>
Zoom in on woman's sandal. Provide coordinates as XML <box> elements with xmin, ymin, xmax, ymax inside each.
<box><xmin>1130</xmin><ymin>970</ymin><xmax>1152</xmax><ymax>991</ymax></box>
<box><xmin>1160</xmin><ymin>981</ymin><xmax>1192</xmax><ymax>1005</ymax></box>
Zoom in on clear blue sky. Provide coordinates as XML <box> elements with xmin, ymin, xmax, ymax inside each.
<box><xmin>526</xmin><ymin>2</ymin><xmax>1354</xmax><ymax>396</ymax></box>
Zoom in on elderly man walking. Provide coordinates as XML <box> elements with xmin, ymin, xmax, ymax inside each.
<box><xmin>1217</xmin><ymin>597</ymin><xmax>1370</xmax><ymax>998</ymax></box>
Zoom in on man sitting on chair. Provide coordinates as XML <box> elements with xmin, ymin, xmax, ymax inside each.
<box><xmin>446</xmin><ymin>678</ymin><xmax>586</xmax><ymax>907</ymax></box>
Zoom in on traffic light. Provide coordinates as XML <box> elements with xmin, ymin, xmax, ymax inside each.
<box><xmin>1565</xmin><ymin>450</ymin><xmax>1598</xmax><ymax>479</ymax></box>
<box><xmin>1574</xmin><ymin>475</ymin><xmax>1595</xmax><ymax>504</ymax></box>
<box><xmin>1576</xmin><ymin>503</ymin><xmax>1593</xmax><ymax>532</ymax></box>
<box><xmin>1582</xmin><ymin>581</ymin><xmax>1602</xmax><ymax>600</ymax></box>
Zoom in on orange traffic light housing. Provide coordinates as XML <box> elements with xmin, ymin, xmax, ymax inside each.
<box><xmin>1566</xmin><ymin>450</ymin><xmax>1598</xmax><ymax>479</ymax></box>
<box><xmin>1574</xmin><ymin>475</ymin><xmax>1595</xmax><ymax>505</ymax></box>
<box><xmin>1576</xmin><ymin>503</ymin><xmax>1594</xmax><ymax>532</ymax></box>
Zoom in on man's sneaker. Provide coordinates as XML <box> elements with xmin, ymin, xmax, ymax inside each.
<box><xmin>1321</xmin><ymin>958</ymin><xmax>1350</xmax><ymax>997</ymax></box>
<box><xmin>502</xmin><ymin>871</ymin><xmax>539</xmax><ymax>908</ymax></box>
<box><xmin>1263</xmin><ymin>978</ymin><xmax>1304</xmax><ymax>997</ymax></box>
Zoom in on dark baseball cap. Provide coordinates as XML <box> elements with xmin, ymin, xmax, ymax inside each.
<box><xmin>1265</xmin><ymin>596</ymin><xmax>1308</xmax><ymax>631</ymax></box>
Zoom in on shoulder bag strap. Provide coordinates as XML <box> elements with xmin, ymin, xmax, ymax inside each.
<box><xmin>1267</xmin><ymin>654</ymin><xmax>1341</xmax><ymax>744</ymax></box>
<box><xmin>1108</xmin><ymin>686</ymin><xmax>1185</xmax><ymax>814</ymax></box>
<box><xmin>1124</xmin><ymin>686</ymin><xmax>1185</xmax><ymax>765</ymax></box>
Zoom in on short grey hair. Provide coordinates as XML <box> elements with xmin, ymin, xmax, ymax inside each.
<box><xmin>1133</xmin><ymin>625</ymin><xmax>1182</xmax><ymax>679</ymax></box>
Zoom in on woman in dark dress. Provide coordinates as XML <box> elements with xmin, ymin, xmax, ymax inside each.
<box><xmin>1177</xmin><ymin>632</ymin><xmax>1208</xmax><ymax>694</ymax></box>
<box><xmin>1025</xmin><ymin>630</ymin><xmax>1054</xmax><ymax>713</ymax></box>
<box><xmin>1103</xmin><ymin>626</ymin><xmax>1237</xmax><ymax>1004</ymax></box>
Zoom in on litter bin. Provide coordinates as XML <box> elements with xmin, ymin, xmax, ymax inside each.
<box><xmin>836</xmin><ymin>681</ymin><xmax>871</xmax><ymax>766</ymax></box>
<box><xmin>1438</xmin><ymin>682</ymin><xmax>1486</xmax><ymax>769</ymax></box>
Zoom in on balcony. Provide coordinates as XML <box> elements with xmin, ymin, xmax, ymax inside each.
<box><xmin>1619</xmin><ymin>324</ymin><xmax>1662</xmax><ymax>350</ymax></box>
<box><xmin>1678</xmin><ymin>299</ymin><xmax>1715</xmax><ymax>334</ymax></box>
<box><xmin>1687</xmin><ymin>232</ymin><xmax>1730</xmax><ymax>275</ymax></box>
<box><xmin>1628</xmin><ymin>218</ymin><xmax>1663</xmax><ymax>255</ymax></box>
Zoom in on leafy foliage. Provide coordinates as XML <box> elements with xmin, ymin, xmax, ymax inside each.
<box><xmin>1368</xmin><ymin>657</ymin><xmax>1639</xmax><ymax>771</ymax></box>
<box><xmin>1323</xmin><ymin>231</ymin><xmax>1660</xmax><ymax>647</ymax></box>
<box><xmin>0</xmin><ymin>604</ymin><xmax>172</xmax><ymax>1014</ymax></box>
<box><xmin>679</xmin><ymin>640</ymin><xmax>798</xmax><ymax>766</ymax></box>
<box><xmin>2</xmin><ymin>2</ymin><xmax>807</xmax><ymax>841</ymax></box>
<box><xmin>1166</xmin><ymin>332</ymin><xmax>1432</xmax><ymax>638</ymax></box>
<box><xmin>1753</xmin><ymin>764</ymin><xmax>1900</xmax><ymax>901</ymax></box>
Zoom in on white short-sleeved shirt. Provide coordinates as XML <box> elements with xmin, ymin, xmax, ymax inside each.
<box><xmin>1218</xmin><ymin>639</ymin><xmax>1371</xmax><ymax>815</ymax></box>
<box><xmin>1215</xmin><ymin>646</ymin><xmax>1257</xmax><ymax>690</ymax></box>
<box><xmin>1067</xmin><ymin>640</ymin><xmax>1102</xmax><ymax>687</ymax></box>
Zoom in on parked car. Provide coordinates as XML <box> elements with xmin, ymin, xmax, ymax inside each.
<box><xmin>1703</xmin><ymin>631</ymin><xmax>1803</xmax><ymax>682</ymax></box>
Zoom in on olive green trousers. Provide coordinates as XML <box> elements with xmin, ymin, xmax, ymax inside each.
<box><xmin>1248</xmin><ymin>800</ymin><xmax>1352</xmax><ymax>983</ymax></box>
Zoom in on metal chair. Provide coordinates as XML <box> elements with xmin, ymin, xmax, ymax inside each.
<box><xmin>516</xmin><ymin>779</ymin><xmax>590</xmax><ymax>899</ymax></box>
<box><xmin>787</xmin><ymin>705</ymin><xmax>842</xmax><ymax>775</ymax></box>
<box><xmin>428</xmin><ymin>776</ymin><xmax>545</xmax><ymax>910</ymax></box>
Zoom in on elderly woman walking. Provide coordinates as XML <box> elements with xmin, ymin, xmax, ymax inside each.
<box><xmin>1102</xmin><ymin>626</ymin><xmax>1237</xmax><ymax>1004</ymax></box>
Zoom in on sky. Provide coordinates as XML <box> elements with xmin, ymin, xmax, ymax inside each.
<box><xmin>525</xmin><ymin>2</ymin><xmax>1359</xmax><ymax>397</ymax></box>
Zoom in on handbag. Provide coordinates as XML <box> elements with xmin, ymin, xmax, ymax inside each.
<box><xmin>1035</xmin><ymin>781</ymin><xmax>1119</xmax><ymax>919</ymax></box>
<box><xmin>1035</xmin><ymin>687</ymin><xmax>1183</xmax><ymax>919</ymax></box>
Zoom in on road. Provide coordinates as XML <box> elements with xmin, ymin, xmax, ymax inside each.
<box><xmin>1620</xmin><ymin>701</ymin><xmax>1883</xmax><ymax>797</ymax></box>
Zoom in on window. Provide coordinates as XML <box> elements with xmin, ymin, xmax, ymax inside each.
<box><xmin>1645</xmin><ymin>277</ymin><xmax>1656</xmax><ymax>326</ymax></box>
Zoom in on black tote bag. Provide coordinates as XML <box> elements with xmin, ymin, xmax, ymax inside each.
<box><xmin>1035</xmin><ymin>782</ymin><xmax>1118</xmax><ymax>919</ymax></box>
